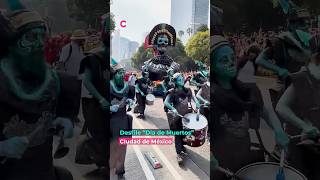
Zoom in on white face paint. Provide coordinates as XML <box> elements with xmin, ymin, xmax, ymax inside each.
<box><xmin>308</xmin><ymin>62</ymin><xmax>320</xmax><ymax>80</ymax></box>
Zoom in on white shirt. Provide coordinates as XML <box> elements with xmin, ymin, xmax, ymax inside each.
<box><xmin>59</xmin><ymin>41</ymin><xmax>85</xmax><ymax>78</ymax></box>
<box><xmin>238</xmin><ymin>61</ymin><xmax>256</xmax><ymax>83</ymax></box>
<box><xmin>128</xmin><ymin>75</ymin><xmax>137</xmax><ymax>86</ymax></box>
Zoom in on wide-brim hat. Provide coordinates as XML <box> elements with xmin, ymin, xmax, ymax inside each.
<box><xmin>8</xmin><ymin>10</ymin><xmax>45</xmax><ymax>33</ymax></box>
<box><xmin>211</xmin><ymin>35</ymin><xmax>230</xmax><ymax>53</ymax></box>
<box><xmin>110</xmin><ymin>58</ymin><xmax>124</xmax><ymax>74</ymax></box>
<box><xmin>148</xmin><ymin>23</ymin><xmax>176</xmax><ymax>46</ymax></box>
<box><xmin>70</xmin><ymin>29</ymin><xmax>88</xmax><ymax>40</ymax></box>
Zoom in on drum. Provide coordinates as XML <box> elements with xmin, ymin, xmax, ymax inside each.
<box><xmin>146</xmin><ymin>94</ymin><xmax>155</xmax><ymax>105</ymax></box>
<box><xmin>232</xmin><ymin>162</ymin><xmax>307</xmax><ymax>180</ymax></box>
<box><xmin>182</xmin><ymin>113</ymin><xmax>208</xmax><ymax>147</ymax></box>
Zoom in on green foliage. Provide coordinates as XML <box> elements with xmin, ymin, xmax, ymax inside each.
<box><xmin>185</xmin><ymin>30</ymin><xmax>210</xmax><ymax>64</ymax></box>
<box><xmin>131</xmin><ymin>39</ymin><xmax>197</xmax><ymax>71</ymax></box>
<box><xmin>67</xmin><ymin>0</ymin><xmax>115</xmax><ymax>30</ymax></box>
<box><xmin>197</xmin><ymin>24</ymin><xmax>209</xmax><ymax>32</ymax></box>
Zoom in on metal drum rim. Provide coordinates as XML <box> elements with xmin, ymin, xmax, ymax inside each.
<box><xmin>234</xmin><ymin>162</ymin><xmax>307</xmax><ymax>179</ymax></box>
<box><xmin>183</xmin><ymin>113</ymin><xmax>208</xmax><ymax>129</ymax></box>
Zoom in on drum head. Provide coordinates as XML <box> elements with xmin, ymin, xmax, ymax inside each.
<box><xmin>183</xmin><ymin>113</ymin><xmax>208</xmax><ymax>130</ymax></box>
<box><xmin>146</xmin><ymin>94</ymin><xmax>155</xmax><ymax>100</ymax></box>
<box><xmin>235</xmin><ymin>162</ymin><xmax>307</xmax><ymax>180</ymax></box>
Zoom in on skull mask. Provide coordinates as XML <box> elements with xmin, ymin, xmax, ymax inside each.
<box><xmin>156</xmin><ymin>34</ymin><xmax>169</xmax><ymax>52</ymax></box>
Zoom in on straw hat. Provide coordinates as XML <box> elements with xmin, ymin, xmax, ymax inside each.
<box><xmin>70</xmin><ymin>29</ymin><xmax>87</xmax><ymax>40</ymax></box>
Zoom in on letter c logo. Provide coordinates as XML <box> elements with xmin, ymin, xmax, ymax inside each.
<box><xmin>120</xmin><ymin>20</ymin><xmax>126</xmax><ymax>28</ymax></box>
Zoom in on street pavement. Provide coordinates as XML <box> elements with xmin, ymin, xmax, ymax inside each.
<box><xmin>52</xmin><ymin>76</ymin><xmax>279</xmax><ymax>180</ymax></box>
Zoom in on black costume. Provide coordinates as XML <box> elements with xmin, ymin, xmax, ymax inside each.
<box><xmin>211</xmin><ymin>80</ymin><xmax>264</xmax><ymax>180</ymax></box>
<box><xmin>79</xmin><ymin>47</ymin><xmax>109</xmax><ymax>167</ymax></box>
<box><xmin>0</xmin><ymin>70</ymin><xmax>79</xmax><ymax>180</ymax></box>
<box><xmin>135</xmin><ymin>77</ymin><xmax>151</xmax><ymax>116</ymax></box>
<box><xmin>143</xmin><ymin>24</ymin><xmax>180</xmax><ymax>81</ymax></box>
<box><xmin>162</xmin><ymin>75</ymin><xmax>175</xmax><ymax>112</ymax></box>
<box><xmin>285</xmin><ymin>69</ymin><xmax>320</xmax><ymax>180</ymax></box>
<box><xmin>110</xmin><ymin>82</ymin><xmax>134</xmax><ymax>174</ymax></box>
<box><xmin>166</xmin><ymin>87</ymin><xmax>193</xmax><ymax>154</ymax></box>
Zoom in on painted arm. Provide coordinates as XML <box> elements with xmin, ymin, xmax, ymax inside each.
<box><xmin>256</xmin><ymin>48</ymin><xmax>288</xmax><ymax>77</ymax></box>
<box><xmin>276</xmin><ymin>85</ymin><xmax>319</xmax><ymax>135</ymax></box>
<box><xmin>135</xmin><ymin>84</ymin><xmax>145</xmax><ymax>96</ymax></box>
<box><xmin>164</xmin><ymin>94</ymin><xmax>178</xmax><ymax>115</ymax></box>
<box><xmin>84</xmin><ymin>68</ymin><xmax>109</xmax><ymax>110</ymax></box>
<box><xmin>192</xmin><ymin>95</ymin><xmax>201</xmax><ymax>109</ymax></box>
<box><xmin>161</xmin><ymin>82</ymin><xmax>167</xmax><ymax>93</ymax></box>
<box><xmin>196</xmin><ymin>88</ymin><xmax>208</xmax><ymax>104</ymax></box>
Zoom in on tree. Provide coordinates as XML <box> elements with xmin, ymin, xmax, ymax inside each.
<box><xmin>131</xmin><ymin>39</ymin><xmax>197</xmax><ymax>71</ymax></box>
<box><xmin>178</xmin><ymin>30</ymin><xmax>184</xmax><ymax>39</ymax></box>
<box><xmin>212</xmin><ymin>0</ymin><xmax>286</xmax><ymax>33</ymax></box>
<box><xmin>186</xmin><ymin>27</ymin><xmax>193</xmax><ymax>37</ymax></box>
<box><xmin>66</xmin><ymin>0</ymin><xmax>114</xmax><ymax>29</ymax></box>
<box><xmin>185</xmin><ymin>30</ymin><xmax>210</xmax><ymax>64</ymax></box>
<box><xmin>197</xmin><ymin>24</ymin><xmax>209</xmax><ymax>32</ymax></box>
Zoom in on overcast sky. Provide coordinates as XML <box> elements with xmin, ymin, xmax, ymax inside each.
<box><xmin>111</xmin><ymin>0</ymin><xmax>171</xmax><ymax>43</ymax></box>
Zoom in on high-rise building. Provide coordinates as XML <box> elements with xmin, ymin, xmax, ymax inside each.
<box><xmin>170</xmin><ymin>0</ymin><xmax>209</xmax><ymax>44</ymax></box>
<box><xmin>170</xmin><ymin>0</ymin><xmax>193</xmax><ymax>44</ymax></box>
<box><xmin>112</xmin><ymin>29</ymin><xmax>121</xmax><ymax>61</ymax></box>
<box><xmin>191</xmin><ymin>0</ymin><xmax>209</xmax><ymax>34</ymax></box>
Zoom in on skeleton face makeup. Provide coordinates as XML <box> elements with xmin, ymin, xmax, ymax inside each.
<box><xmin>15</xmin><ymin>27</ymin><xmax>46</xmax><ymax>57</ymax></box>
<box><xmin>213</xmin><ymin>45</ymin><xmax>237</xmax><ymax>79</ymax></box>
<box><xmin>175</xmin><ymin>75</ymin><xmax>185</xmax><ymax>87</ymax></box>
<box><xmin>9</xmin><ymin>27</ymin><xmax>47</xmax><ymax>76</ymax></box>
<box><xmin>114</xmin><ymin>69</ymin><xmax>125</xmax><ymax>86</ymax></box>
<box><xmin>156</xmin><ymin>34</ymin><xmax>169</xmax><ymax>52</ymax></box>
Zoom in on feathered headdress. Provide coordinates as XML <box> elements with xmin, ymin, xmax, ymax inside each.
<box><xmin>148</xmin><ymin>23</ymin><xmax>176</xmax><ymax>46</ymax></box>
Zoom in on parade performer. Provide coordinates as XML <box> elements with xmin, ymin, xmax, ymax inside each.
<box><xmin>135</xmin><ymin>70</ymin><xmax>151</xmax><ymax>119</ymax></box>
<box><xmin>190</xmin><ymin>60</ymin><xmax>209</xmax><ymax>94</ymax></box>
<box><xmin>0</xmin><ymin>1</ymin><xmax>76</xmax><ymax>179</ymax></box>
<box><xmin>196</xmin><ymin>76</ymin><xmax>210</xmax><ymax>143</ymax></box>
<box><xmin>79</xmin><ymin>13</ymin><xmax>110</xmax><ymax>171</ymax></box>
<box><xmin>211</xmin><ymin>35</ymin><xmax>289</xmax><ymax>179</ymax></box>
<box><xmin>143</xmin><ymin>23</ymin><xmax>180</xmax><ymax>81</ymax></box>
<box><xmin>164</xmin><ymin>73</ymin><xmax>200</xmax><ymax>165</ymax></box>
<box><xmin>161</xmin><ymin>68</ymin><xmax>175</xmax><ymax>101</ymax></box>
<box><xmin>109</xmin><ymin>59</ymin><xmax>134</xmax><ymax>178</ymax></box>
<box><xmin>276</xmin><ymin>34</ymin><xmax>320</xmax><ymax>180</ymax></box>
<box><xmin>256</xmin><ymin>0</ymin><xmax>312</xmax><ymax>100</ymax></box>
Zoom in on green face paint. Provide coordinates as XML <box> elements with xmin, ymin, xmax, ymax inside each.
<box><xmin>175</xmin><ymin>75</ymin><xmax>184</xmax><ymax>87</ymax></box>
<box><xmin>213</xmin><ymin>46</ymin><xmax>237</xmax><ymax>79</ymax></box>
<box><xmin>114</xmin><ymin>69</ymin><xmax>125</xmax><ymax>86</ymax></box>
<box><xmin>10</xmin><ymin>27</ymin><xmax>47</xmax><ymax>76</ymax></box>
<box><xmin>16</xmin><ymin>27</ymin><xmax>46</xmax><ymax>56</ymax></box>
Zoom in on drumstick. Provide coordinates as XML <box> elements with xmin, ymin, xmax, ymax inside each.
<box><xmin>177</xmin><ymin>114</ymin><xmax>191</xmax><ymax>123</ymax></box>
<box><xmin>217</xmin><ymin>166</ymin><xmax>245</xmax><ymax>180</ymax></box>
<box><xmin>217</xmin><ymin>166</ymin><xmax>235</xmax><ymax>176</ymax></box>
<box><xmin>276</xmin><ymin>148</ymin><xmax>286</xmax><ymax>180</ymax></box>
<box><xmin>289</xmin><ymin>134</ymin><xmax>304</xmax><ymax>139</ymax></box>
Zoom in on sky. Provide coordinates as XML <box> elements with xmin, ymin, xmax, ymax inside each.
<box><xmin>111</xmin><ymin>0</ymin><xmax>171</xmax><ymax>43</ymax></box>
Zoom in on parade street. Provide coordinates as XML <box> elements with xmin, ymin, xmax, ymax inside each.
<box><xmin>50</xmin><ymin>76</ymin><xmax>277</xmax><ymax>180</ymax></box>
